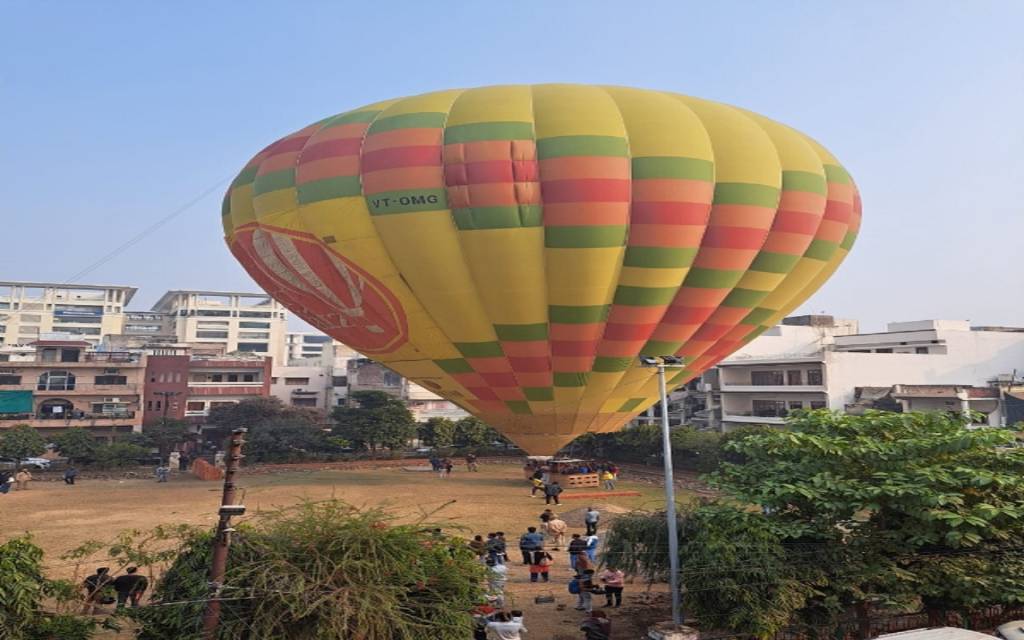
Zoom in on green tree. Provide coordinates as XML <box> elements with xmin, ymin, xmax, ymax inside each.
<box><xmin>418</xmin><ymin>417</ymin><xmax>455</xmax><ymax>449</ymax></box>
<box><xmin>452</xmin><ymin>417</ymin><xmax>500</xmax><ymax>448</ymax></box>
<box><xmin>245</xmin><ymin>419</ymin><xmax>338</xmax><ymax>463</ymax></box>
<box><xmin>132</xmin><ymin>501</ymin><xmax>484</xmax><ymax>640</ymax></box>
<box><xmin>712</xmin><ymin>410</ymin><xmax>1024</xmax><ymax>620</ymax></box>
<box><xmin>0</xmin><ymin>535</ymin><xmax>100</xmax><ymax>640</ymax></box>
<box><xmin>91</xmin><ymin>442</ymin><xmax>150</xmax><ymax>469</ymax></box>
<box><xmin>0</xmin><ymin>424</ymin><xmax>46</xmax><ymax>463</ymax></box>
<box><xmin>51</xmin><ymin>428</ymin><xmax>99</xmax><ymax>465</ymax></box>
<box><xmin>207</xmin><ymin>397</ymin><xmax>320</xmax><ymax>430</ymax></box>
<box><xmin>136</xmin><ymin>419</ymin><xmax>191</xmax><ymax>460</ymax></box>
<box><xmin>331</xmin><ymin>391</ymin><xmax>416</xmax><ymax>454</ymax></box>
<box><xmin>670</xmin><ymin>427</ymin><xmax>722</xmax><ymax>472</ymax></box>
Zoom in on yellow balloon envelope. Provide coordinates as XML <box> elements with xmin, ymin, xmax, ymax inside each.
<box><xmin>223</xmin><ymin>84</ymin><xmax>861</xmax><ymax>454</ymax></box>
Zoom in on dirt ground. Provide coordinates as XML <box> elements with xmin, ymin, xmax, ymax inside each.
<box><xmin>1</xmin><ymin>463</ymin><xmax>678</xmax><ymax>638</ymax></box>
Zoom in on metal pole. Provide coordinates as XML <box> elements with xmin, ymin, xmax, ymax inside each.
<box><xmin>201</xmin><ymin>428</ymin><xmax>246</xmax><ymax>639</ymax></box>
<box><xmin>658</xmin><ymin>364</ymin><xmax>683</xmax><ymax>624</ymax></box>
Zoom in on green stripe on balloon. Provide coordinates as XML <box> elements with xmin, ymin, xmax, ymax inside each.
<box><xmin>221</xmin><ymin>192</ymin><xmax>231</xmax><ymax>216</ymax></box>
<box><xmin>623</xmin><ymin>246</ymin><xmax>699</xmax><ymax>268</ymax></box>
<box><xmin>252</xmin><ymin>169</ymin><xmax>295</xmax><ymax>196</ymax></box>
<box><xmin>506</xmin><ymin>401</ymin><xmax>532</xmax><ymax>414</ymax></box>
<box><xmin>322</xmin><ymin>110</ymin><xmax>382</xmax><ymax>128</ymax></box>
<box><xmin>804</xmin><ymin>239</ymin><xmax>839</xmax><ymax>261</ymax></box>
<box><xmin>554</xmin><ymin>372</ymin><xmax>589</xmax><ymax>387</ymax></box>
<box><xmin>749</xmin><ymin>251</ymin><xmax>801</xmax><ymax>274</ymax></box>
<box><xmin>612</xmin><ymin>286</ymin><xmax>679</xmax><ymax>306</ymax></box>
<box><xmin>444</xmin><ymin>121</ymin><xmax>535</xmax><ymax>144</ymax></box>
<box><xmin>549</xmin><ymin>305</ymin><xmax>609</xmax><ymax>324</ymax></box>
<box><xmin>618</xmin><ymin>398</ymin><xmax>645</xmax><ymax>412</ymax></box>
<box><xmin>523</xmin><ymin>387</ymin><xmax>554</xmax><ymax>401</ymax></box>
<box><xmin>740</xmin><ymin>306</ymin><xmax>776</xmax><ymax>326</ymax></box>
<box><xmin>641</xmin><ymin>340</ymin><xmax>684</xmax><ymax>357</ymax></box>
<box><xmin>684</xmin><ymin>268</ymin><xmax>745</xmax><ymax>289</ymax></box>
<box><xmin>712</xmin><ymin>183</ymin><xmax>780</xmax><ymax>207</ymax></box>
<box><xmin>781</xmin><ymin>170</ymin><xmax>828</xmax><ymax>195</ymax></box>
<box><xmin>453</xmin><ymin>205</ymin><xmax>542</xmax><ymax>230</ymax></box>
<box><xmin>231</xmin><ymin>166</ymin><xmax>259</xmax><ymax>189</ymax></box>
<box><xmin>592</xmin><ymin>356</ymin><xmax>633</xmax><ymax>372</ymax></box>
<box><xmin>631</xmin><ymin>157</ymin><xmax>715</xmax><ymax>181</ymax></box>
<box><xmin>721</xmin><ymin>287</ymin><xmax>768</xmax><ymax>308</ymax></box>
<box><xmin>433</xmin><ymin>358</ymin><xmax>474</xmax><ymax>374</ymax></box>
<box><xmin>545</xmin><ymin>226</ymin><xmax>627</xmax><ymax>248</ymax></box>
<box><xmin>840</xmin><ymin>231</ymin><xmax>858</xmax><ymax>250</ymax></box>
<box><xmin>494</xmin><ymin>323</ymin><xmax>549</xmax><ymax>341</ymax></box>
<box><xmin>297</xmin><ymin>176</ymin><xmax>363</xmax><ymax>204</ymax></box>
<box><xmin>824</xmin><ymin>164</ymin><xmax>852</xmax><ymax>184</ymax></box>
<box><xmin>536</xmin><ymin>136</ymin><xmax>629</xmax><ymax>159</ymax></box>
<box><xmin>367</xmin><ymin>112</ymin><xmax>447</xmax><ymax>134</ymax></box>
<box><xmin>455</xmin><ymin>342</ymin><xmax>505</xmax><ymax>358</ymax></box>
<box><xmin>366</xmin><ymin>189</ymin><xmax>449</xmax><ymax>215</ymax></box>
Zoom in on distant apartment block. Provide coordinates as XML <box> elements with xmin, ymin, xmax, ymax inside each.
<box><xmin>149</xmin><ymin>290</ymin><xmax>288</xmax><ymax>365</ymax></box>
<box><xmin>345</xmin><ymin>358</ymin><xmax>469</xmax><ymax>421</ymax></box>
<box><xmin>0</xmin><ymin>336</ymin><xmax>145</xmax><ymax>437</ymax></box>
<box><xmin>0</xmin><ymin>281</ymin><xmax>137</xmax><ymax>346</ymax></box>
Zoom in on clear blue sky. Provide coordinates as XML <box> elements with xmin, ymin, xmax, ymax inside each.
<box><xmin>2</xmin><ymin>1</ymin><xmax>1021</xmax><ymax>331</ymax></box>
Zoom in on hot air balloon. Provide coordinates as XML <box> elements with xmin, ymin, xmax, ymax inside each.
<box><xmin>222</xmin><ymin>84</ymin><xmax>860</xmax><ymax>454</ymax></box>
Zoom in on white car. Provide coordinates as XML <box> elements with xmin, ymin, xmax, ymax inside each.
<box><xmin>20</xmin><ymin>457</ymin><xmax>52</xmax><ymax>470</ymax></box>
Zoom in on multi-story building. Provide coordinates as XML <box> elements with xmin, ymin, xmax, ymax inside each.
<box><xmin>344</xmin><ymin>358</ymin><xmax>469</xmax><ymax>421</ymax></box>
<box><xmin>269</xmin><ymin>364</ymin><xmax>332</xmax><ymax>410</ymax></box>
<box><xmin>141</xmin><ymin>350</ymin><xmax>271</xmax><ymax>426</ymax></box>
<box><xmin>0</xmin><ymin>336</ymin><xmax>145</xmax><ymax>438</ymax></box>
<box><xmin>679</xmin><ymin>318</ymin><xmax>1024</xmax><ymax>431</ymax></box>
<box><xmin>149</xmin><ymin>290</ymin><xmax>288</xmax><ymax>364</ymax></box>
<box><xmin>0</xmin><ymin>281</ymin><xmax>137</xmax><ymax>346</ymax></box>
<box><xmin>285</xmin><ymin>332</ymin><xmax>334</xmax><ymax>362</ymax></box>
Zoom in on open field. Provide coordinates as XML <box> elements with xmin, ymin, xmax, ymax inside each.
<box><xmin>1</xmin><ymin>462</ymin><xmax>680</xmax><ymax>638</ymax></box>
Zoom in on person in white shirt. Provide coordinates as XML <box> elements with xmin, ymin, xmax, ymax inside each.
<box><xmin>486</xmin><ymin>557</ymin><xmax>508</xmax><ymax>594</ymax></box>
<box><xmin>486</xmin><ymin>611</ymin><xmax>526</xmax><ymax>639</ymax></box>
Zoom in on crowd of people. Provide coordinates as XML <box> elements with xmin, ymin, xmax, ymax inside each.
<box><xmin>468</xmin><ymin>504</ymin><xmax>624</xmax><ymax>639</ymax></box>
<box><xmin>429</xmin><ymin>452</ymin><xmax>480</xmax><ymax>477</ymax></box>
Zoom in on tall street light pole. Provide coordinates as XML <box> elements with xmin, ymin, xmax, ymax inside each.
<box><xmin>640</xmin><ymin>355</ymin><xmax>685</xmax><ymax>625</ymax></box>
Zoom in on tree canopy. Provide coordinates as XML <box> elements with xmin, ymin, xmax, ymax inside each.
<box><xmin>418</xmin><ymin>417</ymin><xmax>455</xmax><ymax>449</ymax></box>
<box><xmin>207</xmin><ymin>397</ymin><xmax>321</xmax><ymax>430</ymax></box>
<box><xmin>331</xmin><ymin>391</ymin><xmax>416</xmax><ymax>453</ymax></box>
<box><xmin>51</xmin><ymin>428</ymin><xmax>98</xmax><ymax>465</ymax></box>
<box><xmin>0</xmin><ymin>424</ymin><xmax>46</xmax><ymax>461</ymax></box>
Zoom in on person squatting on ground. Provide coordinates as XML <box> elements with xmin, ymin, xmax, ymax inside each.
<box><xmin>63</xmin><ymin>466</ymin><xmax>78</xmax><ymax>485</ymax></box>
<box><xmin>113</xmin><ymin>566</ymin><xmax>149</xmax><ymax>609</ymax></box>
<box><xmin>529</xmin><ymin>550</ymin><xmax>553</xmax><ymax>583</ymax></box>
<box><xmin>14</xmin><ymin>468</ymin><xmax>33</xmax><ymax>490</ymax></box>
<box><xmin>598</xmin><ymin>567</ymin><xmax>625</xmax><ymax>607</ymax></box>
<box><xmin>584</xmin><ymin>506</ymin><xmax>600</xmax><ymax>535</ymax></box>
<box><xmin>543</xmin><ymin>480</ymin><xmax>563</xmax><ymax>505</ymax></box>
<box><xmin>580</xmin><ymin>610</ymin><xmax>612</xmax><ymax>640</ymax></box>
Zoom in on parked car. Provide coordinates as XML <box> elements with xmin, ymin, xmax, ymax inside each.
<box><xmin>0</xmin><ymin>457</ymin><xmax>17</xmax><ymax>471</ymax></box>
<box><xmin>996</xmin><ymin>621</ymin><xmax>1024</xmax><ymax>640</ymax></box>
<box><xmin>20</xmin><ymin>457</ymin><xmax>52</xmax><ymax>470</ymax></box>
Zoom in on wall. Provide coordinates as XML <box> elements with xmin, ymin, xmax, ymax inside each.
<box><xmin>142</xmin><ymin>355</ymin><xmax>189</xmax><ymax>423</ymax></box>
<box><xmin>270</xmin><ymin>364</ymin><xmax>331</xmax><ymax>410</ymax></box>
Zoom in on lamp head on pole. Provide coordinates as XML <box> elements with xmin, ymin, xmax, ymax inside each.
<box><xmin>638</xmin><ymin>355</ymin><xmax>686</xmax><ymax>368</ymax></box>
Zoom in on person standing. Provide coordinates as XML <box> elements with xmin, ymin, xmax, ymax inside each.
<box><xmin>568</xmin><ymin>533</ymin><xmax>587</xmax><ymax>571</ymax></box>
<box><xmin>518</xmin><ymin>527</ymin><xmax>544</xmax><ymax>564</ymax></box>
<box><xmin>155</xmin><ymin>464</ymin><xmax>169</xmax><ymax>482</ymax></box>
<box><xmin>0</xmin><ymin>471</ymin><xmax>11</xmax><ymax>495</ymax></box>
<box><xmin>530</xmin><ymin>475</ymin><xmax>544</xmax><ymax>498</ymax></box>
<box><xmin>538</xmin><ymin>508</ymin><xmax>555</xmax><ymax>537</ymax></box>
<box><xmin>543</xmin><ymin>481</ymin><xmax>563</xmax><ymax>505</ymax></box>
<box><xmin>14</xmin><ymin>468</ymin><xmax>32</xmax><ymax>490</ymax></box>
<box><xmin>547</xmin><ymin>517</ymin><xmax>567</xmax><ymax>550</ymax></box>
<box><xmin>600</xmin><ymin>469</ymin><xmax>616</xmax><ymax>491</ymax></box>
<box><xmin>113</xmin><ymin>566</ymin><xmax>148</xmax><ymax>609</ymax></box>
<box><xmin>584</xmin><ymin>507</ymin><xmax>600</xmax><ymax>535</ymax></box>
<box><xmin>469</xmin><ymin>535</ymin><xmax>487</xmax><ymax>561</ymax></box>
<box><xmin>82</xmin><ymin>567</ymin><xmax>113</xmax><ymax>614</ymax></box>
<box><xmin>465</xmin><ymin>452</ymin><xmax>478</xmax><ymax>472</ymax></box>
<box><xmin>598</xmin><ymin>567</ymin><xmax>625</xmax><ymax>607</ymax></box>
<box><xmin>585</xmin><ymin>533</ymin><xmax>600</xmax><ymax>563</ymax></box>
<box><xmin>485</xmin><ymin>557</ymin><xmax>508</xmax><ymax>594</ymax></box>
<box><xmin>63</xmin><ymin>466</ymin><xmax>78</xmax><ymax>485</ymax></box>
<box><xmin>573</xmin><ymin>569</ymin><xmax>598</xmax><ymax>612</ymax></box>
<box><xmin>495</xmin><ymin>532</ymin><xmax>510</xmax><ymax>563</ymax></box>
<box><xmin>529</xmin><ymin>550</ymin><xmax>553</xmax><ymax>583</ymax></box>
<box><xmin>485</xmin><ymin>533</ymin><xmax>504</xmax><ymax>565</ymax></box>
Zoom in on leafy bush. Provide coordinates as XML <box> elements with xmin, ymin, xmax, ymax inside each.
<box><xmin>133</xmin><ymin>501</ymin><xmax>485</xmax><ymax>640</ymax></box>
<box><xmin>0</xmin><ymin>424</ymin><xmax>47</xmax><ymax>461</ymax></box>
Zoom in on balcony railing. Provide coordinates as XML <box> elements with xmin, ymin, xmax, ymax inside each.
<box><xmin>0</xmin><ymin>383</ymin><xmax>142</xmax><ymax>394</ymax></box>
<box><xmin>9</xmin><ymin>352</ymin><xmax>143</xmax><ymax>365</ymax></box>
<box><xmin>0</xmin><ymin>411</ymin><xmax>137</xmax><ymax>422</ymax></box>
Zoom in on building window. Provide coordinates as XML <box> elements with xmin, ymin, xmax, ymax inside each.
<box><xmin>156</xmin><ymin>400</ymin><xmax>162</xmax><ymax>410</ymax></box>
<box><xmin>196</xmin><ymin>310</ymin><xmax>231</xmax><ymax>317</ymax></box>
<box><xmin>146</xmin><ymin>400</ymin><xmax>153</xmax><ymax>410</ymax></box>
<box><xmin>786</xmin><ymin>370</ymin><xmax>802</xmax><ymax>385</ymax></box>
<box><xmin>227</xmin><ymin>374</ymin><xmax>239</xmax><ymax>382</ymax></box>
<box><xmin>243</xmin><ymin>374</ymin><xmax>255</xmax><ymax>382</ymax></box>
<box><xmin>807</xmin><ymin>369</ymin><xmax>823</xmax><ymax>385</ymax></box>
<box><xmin>186</xmin><ymin>401</ymin><xmax>205</xmax><ymax>411</ymax></box>
<box><xmin>239</xmin><ymin>321</ymin><xmax>270</xmax><ymax>329</ymax></box>
<box><xmin>239</xmin><ymin>331</ymin><xmax>269</xmax><ymax>340</ymax></box>
<box><xmin>95</xmin><ymin>375</ymin><xmax>127</xmax><ymax>385</ymax></box>
<box><xmin>875</xmin><ymin>348</ymin><xmax>893</xmax><ymax>354</ymax></box>
<box><xmin>810</xmin><ymin>401</ymin><xmax>827</xmax><ymax>410</ymax></box>
<box><xmin>752</xmin><ymin>399</ymin><xmax>787</xmax><ymax>418</ymax></box>
<box><xmin>210</xmin><ymin>374</ymin><xmax>223</xmax><ymax>382</ymax></box>
<box><xmin>271</xmin><ymin>377</ymin><xmax>278</xmax><ymax>384</ymax></box>
<box><xmin>196</xmin><ymin>330</ymin><xmax>229</xmax><ymax>339</ymax></box>
<box><xmin>237</xmin><ymin>342</ymin><xmax>268</xmax><ymax>353</ymax></box>
<box><xmin>332</xmin><ymin>376</ymin><xmax>347</xmax><ymax>387</ymax></box>
<box><xmin>751</xmin><ymin>371</ymin><xmax>784</xmax><ymax>386</ymax></box>
<box><xmin>915</xmin><ymin>347</ymin><xmax>929</xmax><ymax>354</ymax></box>
<box><xmin>285</xmin><ymin>377</ymin><xmax>310</xmax><ymax>386</ymax></box>
<box><xmin>38</xmin><ymin>370</ymin><xmax>75</xmax><ymax>391</ymax></box>
<box><xmin>239</xmin><ymin>311</ymin><xmax>272</xmax><ymax>318</ymax></box>
<box><xmin>174</xmin><ymin>372</ymin><xmax>182</xmax><ymax>383</ymax></box>
<box><xmin>788</xmin><ymin>401</ymin><xmax>804</xmax><ymax>411</ymax></box>
<box><xmin>0</xmin><ymin>374</ymin><xmax>21</xmax><ymax>385</ymax></box>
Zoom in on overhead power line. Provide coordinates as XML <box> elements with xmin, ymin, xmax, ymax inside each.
<box><xmin>62</xmin><ymin>175</ymin><xmax>232</xmax><ymax>285</ymax></box>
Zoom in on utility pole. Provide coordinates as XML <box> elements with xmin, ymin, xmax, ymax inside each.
<box><xmin>201</xmin><ymin>428</ymin><xmax>247</xmax><ymax>640</ymax></box>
